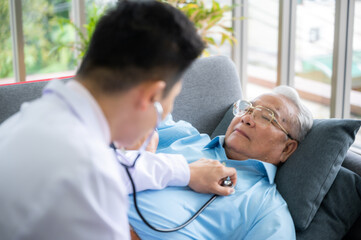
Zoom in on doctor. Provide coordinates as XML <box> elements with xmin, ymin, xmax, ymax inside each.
<box><xmin>0</xmin><ymin>1</ymin><xmax>237</xmax><ymax>240</ymax></box>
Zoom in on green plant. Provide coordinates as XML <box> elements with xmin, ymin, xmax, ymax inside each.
<box><xmin>53</xmin><ymin>3</ymin><xmax>107</xmax><ymax>61</ymax></box>
<box><xmin>164</xmin><ymin>0</ymin><xmax>236</xmax><ymax>55</ymax></box>
<box><xmin>0</xmin><ymin>0</ymin><xmax>13</xmax><ymax>78</ymax></box>
<box><xmin>54</xmin><ymin>0</ymin><xmax>235</xmax><ymax>63</ymax></box>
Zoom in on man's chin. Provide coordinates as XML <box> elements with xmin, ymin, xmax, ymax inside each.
<box><xmin>224</xmin><ymin>137</ymin><xmax>248</xmax><ymax>154</ymax></box>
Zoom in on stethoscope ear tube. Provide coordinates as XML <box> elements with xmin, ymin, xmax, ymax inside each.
<box><xmin>153</xmin><ymin>102</ymin><xmax>163</xmax><ymax>124</ymax></box>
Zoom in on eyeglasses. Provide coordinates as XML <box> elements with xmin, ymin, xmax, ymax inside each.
<box><xmin>233</xmin><ymin>100</ymin><xmax>294</xmax><ymax>140</ymax></box>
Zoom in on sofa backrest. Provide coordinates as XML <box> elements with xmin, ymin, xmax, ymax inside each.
<box><xmin>0</xmin><ymin>56</ymin><xmax>243</xmax><ymax>132</ymax></box>
<box><xmin>0</xmin><ymin>81</ymin><xmax>50</xmax><ymax>124</ymax></box>
<box><xmin>173</xmin><ymin>55</ymin><xmax>242</xmax><ymax>135</ymax></box>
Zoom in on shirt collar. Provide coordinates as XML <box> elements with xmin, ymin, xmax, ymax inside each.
<box><xmin>204</xmin><ymin>136</ymin><xmax>277</xmax><ymax>184</ymax></box>
<box><xmin>204</xmin><ymin>135</ymin><xmax>225</xmax><ymax>149</ymax></box>
<box><xmin>43</xmin><ymin>80</ymin><xmax>111</xmax><ymax>145</ymax></box>
<box><xmin>261</xmin><ymin>162</ymin><xmax>277</xmax><ymax>184</ymax></box>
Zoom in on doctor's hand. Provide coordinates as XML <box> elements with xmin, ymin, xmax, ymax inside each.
<box><xmin>188</xmin><ymin>158</ymin><xmax>237</xmax><ymax>196</ymax></box>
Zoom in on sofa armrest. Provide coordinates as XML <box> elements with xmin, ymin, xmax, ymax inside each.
<box><xmin>342</xmin><ymin>150</ymin><xmax>361</xmax><ymax>239</ymax></box>
<box><xmin>343</xmin><ymin>150</ymin><xmax>361</xmax><ymax>176</ymax></box>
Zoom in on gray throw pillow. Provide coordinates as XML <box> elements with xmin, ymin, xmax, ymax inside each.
<box><xmin>276</xmin><ymin>118</ymin><xmax>361</xmax><ymax>231</ymax></box>
<box><xmin>211</xmin><ymin>105</ymin><xmax>361</xmax><ymax>231</ymax></box>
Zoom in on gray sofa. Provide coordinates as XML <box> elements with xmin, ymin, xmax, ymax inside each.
<box><xmin>1</xmin><ymin>56</ymin><xmax>361</xmax><ymax>239</ymax></box>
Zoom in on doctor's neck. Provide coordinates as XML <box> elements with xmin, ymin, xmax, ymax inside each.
<box><xmin>76</xmin><ymin>77</ymin><xmax>161</xmax><ymax>148</ymax></box>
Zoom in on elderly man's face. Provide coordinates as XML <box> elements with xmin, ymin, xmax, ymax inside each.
<box><xmin>224</xmin><ymin>93</ymin><xmax>298</xmax><ymax>165</ymax></box>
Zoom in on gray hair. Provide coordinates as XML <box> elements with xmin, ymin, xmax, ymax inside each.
<box><xmin>272</xmin><ymin>85</ymin><xmax>313</xmax><ymax>142</ymax></box>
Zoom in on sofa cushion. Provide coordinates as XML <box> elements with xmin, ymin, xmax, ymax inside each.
<box><xmin>211</xmin><ymin>105</ymin><xmax>361</xmax><ymax>231</ymax></box>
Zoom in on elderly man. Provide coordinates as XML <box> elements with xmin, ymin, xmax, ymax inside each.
<box><xmin>127</xmin><ymin>86</ymin><xmax>313</xmax><ymax>240</ymax></box>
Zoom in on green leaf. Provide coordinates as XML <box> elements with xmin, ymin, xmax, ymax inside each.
<box><xmin>204</xmin><ymin>37</ymin><xmax>216</xmax><ymax>46</ymax></box>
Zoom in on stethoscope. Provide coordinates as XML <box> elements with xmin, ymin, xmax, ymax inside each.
<box><xmin>110</xmin><ymin>102</ymin><xmax>233</xmax><ymax>232</ymax></box>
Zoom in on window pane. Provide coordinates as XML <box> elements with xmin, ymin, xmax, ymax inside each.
<box><xmin>351</xmin><ymin>0</ymin><xmax>361</xmax><ymax>148</ymax></box>
<box><xmin>294</xmin><ymin>0</ymin><xmax>335</xmax><ymax>118</ymax></box>
<box><xmin>22</xmin><ymin>0</ymin><xmax>76</xmax><ymax>81</ymax></box>
<box><xmin>247</xmin><ymin>0</ymin><xmax>279</xmax><ymax>99</ymax></box>
<box><xmin>0</xmin><ymin>1</ymin><xmax>14</xmax><ymax>84</ymax></box>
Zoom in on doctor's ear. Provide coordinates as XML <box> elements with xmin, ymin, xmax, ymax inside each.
<box><xmin>150</xmin><ymin>81</ymin><xmax>167</xmax><ymax>102</ymax></box>
<box><xmin>138</xmin><ymin>81</ymin><xmax>166</xmax><ymax>110</ymax></box>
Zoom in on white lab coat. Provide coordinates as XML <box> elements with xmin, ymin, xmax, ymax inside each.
<box><xmin>0</xmin><ymin>80</ymin><xmax>189</xmax><ymax>240</ymax></box>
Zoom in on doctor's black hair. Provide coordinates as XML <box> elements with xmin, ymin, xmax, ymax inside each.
<box><xmin>76</xmin><ymin>0</ymin><xmax>205</xmax><ymax>96</ymax></box>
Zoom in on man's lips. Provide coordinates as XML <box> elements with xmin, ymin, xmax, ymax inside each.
<box><xmin>234</xmin><ymin>128</ymin><xmax>250</xmax><ymax>140</ymax></box>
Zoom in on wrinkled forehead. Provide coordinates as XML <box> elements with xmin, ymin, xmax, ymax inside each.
<box><xmin>252</xmin><ymin>93</ymin><xmax>295</xmax><ymax>118</ymax></box>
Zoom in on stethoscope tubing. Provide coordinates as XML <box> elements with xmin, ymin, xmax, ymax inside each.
<box><xmin>124</xmin><ymin>163</ymin><xmax>218</xmax><ymax>232</ymax></box>
<box><xmin>111</xmin><ymin>143</ymin><xmax>219</xmax><ymax>233</ymax></box>
<box><xmin>112</xmin><ymin>102</ymin><xmax>219</xmax><ymax>233</ymax></box>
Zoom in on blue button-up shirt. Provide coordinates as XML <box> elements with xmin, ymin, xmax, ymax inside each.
<box><xmin>128</xmin><ymin>116</ymin><xmax>296</xmax><ymax>240</ymax></box>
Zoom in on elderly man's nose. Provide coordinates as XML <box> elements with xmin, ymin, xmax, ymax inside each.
<box><xmin>241</xmin><ymin>112</ymin><xmax>255</xmax><ymax>126</ymax></box>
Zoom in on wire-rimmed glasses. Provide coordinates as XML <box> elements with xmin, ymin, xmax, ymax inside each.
<box><xmin>233</xmin><ymin>100</ymin><xmax>294</xmax><ymax>140</ymax></box>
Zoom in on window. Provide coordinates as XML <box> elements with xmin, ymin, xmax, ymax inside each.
<box><xmin>236</xmin><ymin>0</ymin><xmax>361</xmax><ymax>150</ymax></box>
<box><xmin>206</xmin><ymin>0</ymin><xmax>233</xmax><ymax>58</ymax></box>
<box><xmin>85</xmin><ymin>0</ymin><xmax>116</xmax><ymax>22</ymax></box>
<box><xmin>294</xmin><ymin>0</ymin><xmax>335</xmax><ymax>118</ymax></box>
<box><xmin>2</xmin><ymin>0</ymin><xmax>233</xmax><ymax>85</ymax></box>
<box><xmin>351</xmin><ymin>1</ymin><xmax>361</xmax><ymax>147</ymax></box>
<box><xmin>0</xmin><ymin>0</ymin><xmax>118</xmax><ymax>85</ymax></box>
<box><xmin>247</xmin><ymin>0</ymin><xmax>279</xmax><ymax>99</ymax></box>
<box><xmin>22</xmin><ymin>0</ymin><xmax>76</xmax><ymax>82</ymax></box>
<box><xmin>0</xmin><ymin>1</ymin><xmax>13</xmax><ymax>85</ymax></box>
